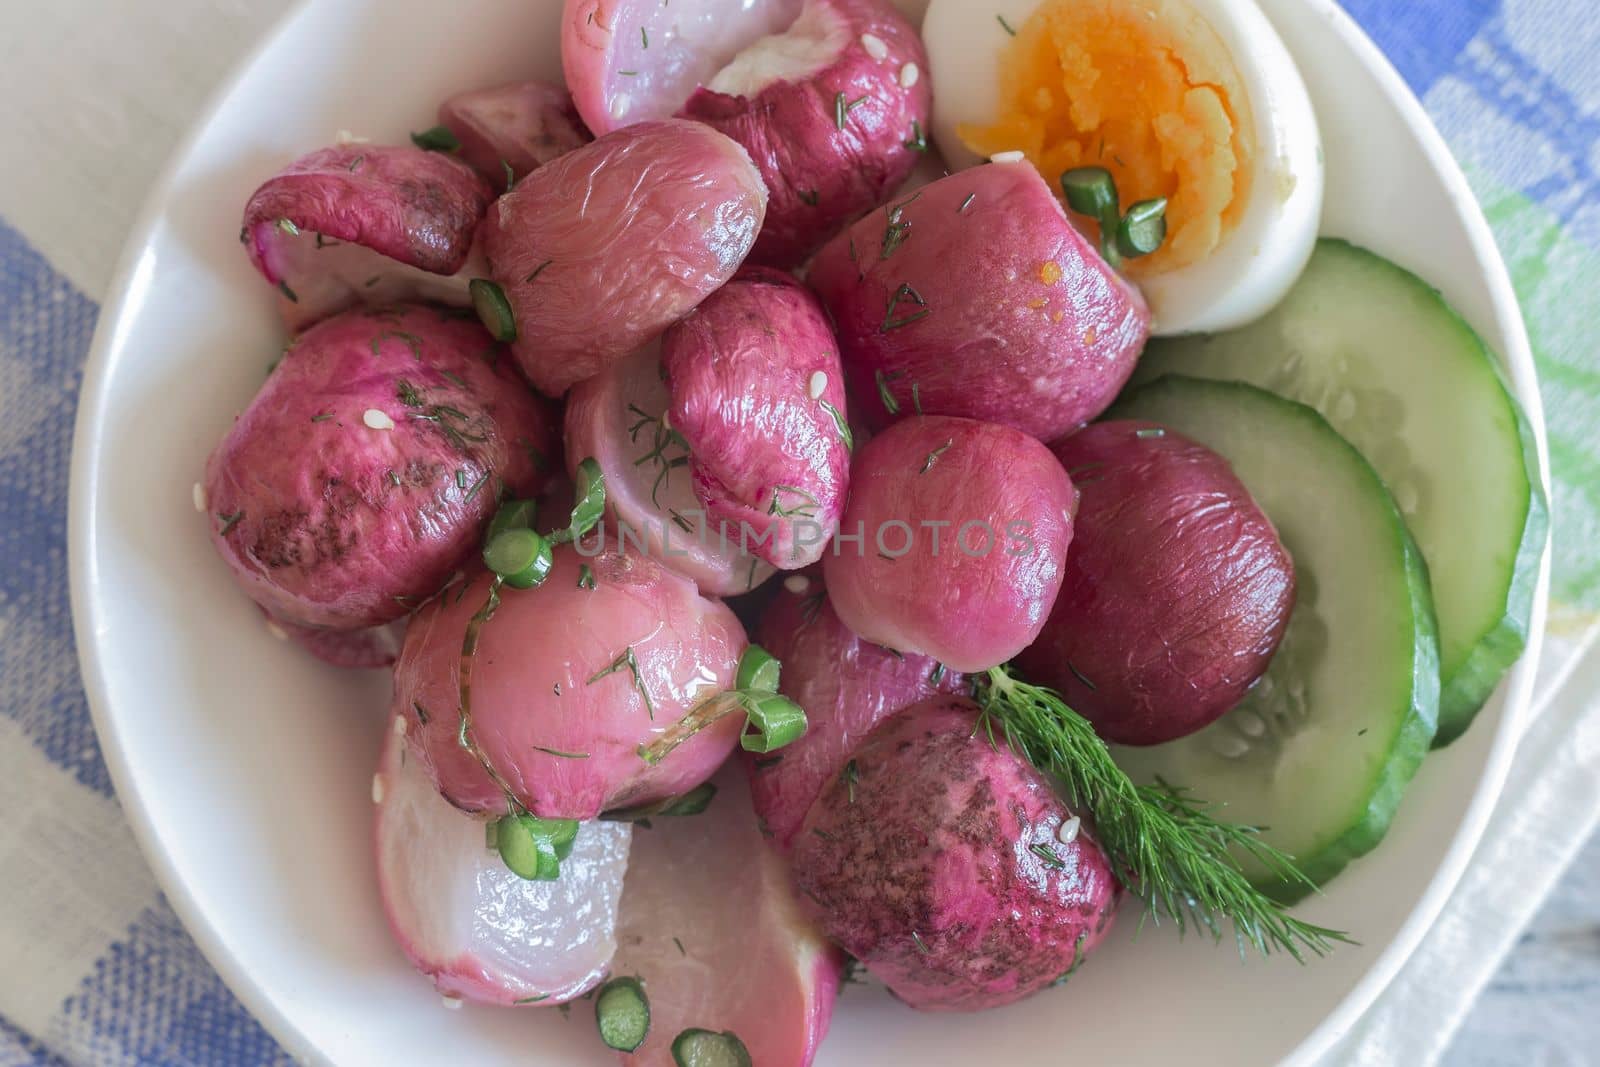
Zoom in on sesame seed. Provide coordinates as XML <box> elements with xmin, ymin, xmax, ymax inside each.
<box><xmin>394</xmin><ymin>714</ymin><xmax>408</xmax><ymax>737</ymax></box>
<box><xmin>192</xmin><ymin>482</ymin><xmax>208</xmax><ymax>513</ymax></box>
<box><xmin>441</xmin><ymin>995</ymin><xmax>463</xmax><ymax>1011</ymax></box>
<box><xmin>860</xmin><ymin>33</ymin><xmax>888</xmax><ymax>61</ymax></box>
<box><xmin>899</xmin><ymin>62</ymin><xmax>920</xmax><ymax>88</ymax></box>
<box><xmin>783</xmin><ymin>574</ymin><xmax>810</xmax><ymax>595</ymax></box>
<box><xmin>265</xmin><ymin>621</ymin><xmax>290</xmax><ymax>642</ymax></box>
<box><xmin>610</xmin><ymin>94</ymin><xmax>630</xmax><ymax>119</ymax></box>
<box><xmin>1057</xmin><ymin>815</ymin><xmax>1081</xmax><ymax>844</ymax></box>
<box><xmin>808</xmin><ymin>370</ymin><xmax>828</xmax><ymax>399</ymax></box>
<box><xmin>990</xmin><ymin>150</ymin><xmax>1026</xmax><ymax>164</ymax></box>
<box><xmin>363</xmin><ymin>408</ymin><xmax>395</xmax><ymax>430</ymax></box>
<box><xmin>371</xmin><ymin>774</ymin><xmax>385</xmax><ymax>804</ymax></box>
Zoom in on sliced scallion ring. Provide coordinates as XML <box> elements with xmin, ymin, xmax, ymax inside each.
<box><xmin>469</xmin><ymin>278</ymin><xmax>518</xmax><ymax>342</ymax></box>
<box><xmin>735</xmin><ymin>644</ymin><xmax>781</xmax><ymax>693</ymax></box>
<box><xmin>487</xmin><ymin>498</ymin><xmax>537</xmax><ymax>541</ymax></box>
<box><xmin>594</xmin><ymin>977</ymin><xmax>650</xmax><ymax>1052</ymax></box>
<box><xmin>671</xmin><ymin>1029</ymin><xmax>752</xmax><ymax>1067</ymax></box>
<box><xmin>493</xmin><ymin>813</ymin><xmax>579</xmax><ymax>881</ymax></box>
<box><xmin>483</xmin><ymin>527</ymin><xmax>553</xmax><ymax>590</ymax></box>
<box><xmin>1060</xmin><ymin>166</ymin><xmax>1118</xmax><ymax>223</ymax></box>
<box><xmin>739</xmin><ymin>693</ymin><xmax>807</xmax><ymax>754</ymax></box>
<box><xmin>1117</xmin><ymin>198</ymin><xmax>1169</xmax><ymax>259</ymax></box>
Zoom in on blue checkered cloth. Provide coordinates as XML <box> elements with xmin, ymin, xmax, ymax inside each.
<box><xmin>4</xmin><ymin>1</ymin><xmax>1595</xmax><ymax>1063</ymax></box>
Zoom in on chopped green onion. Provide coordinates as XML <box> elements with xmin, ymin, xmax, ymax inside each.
<box><xmin>735</xmin><ymin>644</ymin><xmax>781</xmax><ymax>693</ymax></box>
<box><xmin>595</xmin><ymin>977</ymin><xmax>650</xmax><ymax>1052</ymax></box>
<box><xmin>739</xmin><ymin>693</ymin><xmax>807</xmax><ymax>754</ymax></box>
<box><xmin>410</xmin><ymin>125</ymin><xmax>461</xmax><ymax>153</ymax></box>
<box><xmin>483</xmin><ymin>527</ymin><xmax>553</xmax><ymax>589</ymax></box>
<box><xmin>487</xmin><ymin>498</ymin><xmax>538</xmax><ymax>541</ymax></box>
<box><xmin>551</xmin><ymin>456</ymin><xmax>606</xmax><ymax>544</ymax></box>
<box><xmin>469</xmin><ymin>278</ymin><xmax>517</xmax><ymax>342</ymax></box>
<box><xmin>671</xmin><ymin>1029</ymin><xmax>752</xmax><ymax>1067</ymax></box>
<box><xmin>1116</xmin><ymin>198</ymin><xmax>1168</xmax><ymax>259</ymax></box>
<box><xmin>493</xmin><ymin>813</ymin><xmax>579</xmax><ymax>881</ymax></box>
<box><xmin>1060</xmin><ymin>166</ymin><xmax>1118</xmax><ymax>223</ymax></box>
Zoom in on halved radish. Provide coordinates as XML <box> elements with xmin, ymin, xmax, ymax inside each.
<box><xmin>438</xmin><ymin>81</ymin><xmax>592</xmax><ymax>184</ymax></box>
<box><xmin>610</xmin><ymin>767</ymin><xmax>841</xmax><ymax>1065</ymax></box>
<box><xmin>565</xmin><ymin>345</ymin><xmax>776</xmax><ymax>596</ymax></box>
<box><xmin>562</xmin><ymin>0</ymin><xmax>804</xmax><ymax>135</ymax></box>
<box><xmin>743</xmin><ymin>574</ymin><xmax>963</xmax><ymax>850</ymax></box>
<box><xmin>262</xmin><ymin>611</ymin><xmax>405</xmax><ymax>670</ymax></box>
<box><xmin>241</xmin><ymin>144</ymin><xmax>492</xmax><ymax>329</ymax></box>
<box><xmin>373</xmin><ymin>719</ymin><xmax>632</xmax><ymax>1006</ymax></box>
<box><xmin>681</xmin><ymin>0</ymin><xmax>933</xmax><ymax>266</ymax></box>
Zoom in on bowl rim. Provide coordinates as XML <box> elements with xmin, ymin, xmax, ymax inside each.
<box><xmin>65</xmin><ymin>1</ymin><xmax>1552</xmax><ymax>1064</ymax></box>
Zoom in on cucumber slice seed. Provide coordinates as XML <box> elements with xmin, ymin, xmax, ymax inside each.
<box><xmin>1135</xmin><ymin>239</ymin><xmax>1544</xmax><ymax>743</ymax></box>
<box><xmin>594</xmin><ymin>976</ymin><xmax>650</xmax><ymax>1052</ymax></box>
<box><xmin>1111</xmin><ymin>377</ymin><xmax>1440</xmax><ymax>901</ymax></box>
<box><xmin>671</xmin><ymin>1029</ymin><xmax>752</xmax><ymax>1067</ymax></box>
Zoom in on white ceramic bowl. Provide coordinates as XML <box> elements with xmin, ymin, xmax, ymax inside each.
<box><xmin>69</xmin><ymin>1</ymin><xmax>1551</xmax><ymax>1064</ymax></box>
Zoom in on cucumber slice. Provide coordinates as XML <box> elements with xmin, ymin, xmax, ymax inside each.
<box><xmin>1134</xmin><ymin>239</ymin><xmax>1544</xmax><ymax>744</ymax></box>
<box><xmin>1110</xmin><ymin>377</ymin><xmax>1439</xmax><ymax>901</ymax></box>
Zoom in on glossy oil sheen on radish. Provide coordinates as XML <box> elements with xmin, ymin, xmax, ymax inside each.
<box><xmin>789</xmin><ymin>697</ymin><xmax>1120</xmax><ymax>1011</ymax></box>
<box><xmin>203</xmin><ymin>304</ymin><xmax>555</xmax><ymax>634</ymax></box>
<box><xmin>807</xmin><ymin>161</ymin><xmax>1149</xmax><ymax>441</ymax></box>
<box><xmin>395</xmin><ymin>549</ymin><xmax>747</xmax><ymax>819</ymax></box>
<box><xmin>822</xmin><ymin>415</ymin><xmax>1075</xmax><ymax>671</ymax></box>
<box><xmin>373</xmin><ymin>721</ymin><xmax>631</xmax><ymax>1006</ymax></box>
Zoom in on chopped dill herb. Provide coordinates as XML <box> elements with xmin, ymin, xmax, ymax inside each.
<box><xmin>919</xmin><ymin>438</ymin><xmax>953</xmax><ymax>474</ymax></box>
<box><xmin>588</xmin><ymin>647</ymin><xmax>655</xmax><ymax>719</ymax></box>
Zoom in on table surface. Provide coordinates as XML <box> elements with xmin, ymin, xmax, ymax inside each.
<box><xmin>0</xmin><ymin>0</ymin><xmax>1596</xmax><ymax>1064</ymax></box>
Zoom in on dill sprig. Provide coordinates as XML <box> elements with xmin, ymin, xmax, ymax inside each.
<box><xmin>972</xmin><ymin>666</ymin><xmax>1352</xmax><ymax>962</ymax></box>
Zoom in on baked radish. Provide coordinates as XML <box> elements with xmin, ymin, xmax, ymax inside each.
<box><xmin>680</xmin><ymin>0</ymin><xmax>933</xmax><ymax>267</ymax></box>
<box><xmin>373</xmin><ymin>717</ymin><xmax>631</xmax><ymax>1005</ymax></box>
<box><xmin>610</xmin><ymin>766</ymin><xmax>841</xmax><ymax>1065</ymax></box>
<box><xmin>807</xmin><ymin>161</ymin><xmax>1149</xmax><ymax>441</ymax></box>
<box><xmin>822</xmin><ymin>415</ymin><xmax>1076</xmax><ymax>671</ymax></box>
<box><xmin>260</xmin><ymin>612</ymin><xmax>406</xmax><ymax>670</ymax></box>
<box><xmin>481</xmin><ymin>119</ymin><xmax>767</xmax><ymax>396</ymax></box>
<box><xmin>562</xmin><ymin>0</ymin><xmax>804</xmax><ymax>135</ymax></box>
<box><xmin>789</xmin><ymin>697</ymin><xmax>1120</xmax><ymax>1011</ymax></box>
<box><xmin>1015</xmin><ymin>421</ymin><xmax>1296</xmax><ymax>746</ymax></box>
<box><xmin>395</xmin><ymin>548</ymin><xmax>747</xmax><ymax>819</ymax></box>
<box><xmin>564</xmin><ymin>344</ymin><xmax>775</xmax><ymax>596</ymax></box>
<box><xmin>241</xmin><ymin>145</ymin><xmax>493</xmax><ymax>329</ymax></box>
<box><xmin>743</xmin><ymin>573</ymin><xmax>963</xmax><ymax>849</ymax></box>
<box><xmin>437</xmin><ymin>81</ymin><xmax>591</xmax><ymax>184</ymax></box>
<box><xmin>566</xmin><ymin>268</ymin><xmax>847</xmax><ymax>593</ymax></box>
<box><xmin>203</xmin><ymin>304</ymin><xmax>554</xmax><ymax>636</ymax></box>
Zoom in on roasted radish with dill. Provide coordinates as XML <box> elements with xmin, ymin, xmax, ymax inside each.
<box><xmin>202</xmin><ymin>303</ymin><xmax>555</xmax><ymax>666</ymax></box>
<box><xmin>241</xmin><ymin>144</ymin><xmax>493</xmax><ymax>329</ymax></box>
<box><xmin>565</xmin><ymin>268</ymin><xmax>851</xmax><ymax>594</ymax></box>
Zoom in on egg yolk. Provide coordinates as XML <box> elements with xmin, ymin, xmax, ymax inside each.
<box><xmin>960</xmin><ymin>0</ymin><xmax>1253</xmax><ymax>275</ymax></box>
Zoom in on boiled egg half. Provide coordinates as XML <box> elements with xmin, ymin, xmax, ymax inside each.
<box><xmin>923</xmin><ymin>0</ymin><xmax>1322</xmax><ymax>335</ymax></box>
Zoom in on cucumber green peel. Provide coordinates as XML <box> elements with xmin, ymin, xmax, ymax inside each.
<box><xmin>1136</xmin><ymin>239</ymin><xmax>1544</xmax><ymax>744</ymax></box>
<box><xmin>1112</xmin><ymin>377</ymin><xmax>1441</xmax><ymax>901</ymax></box>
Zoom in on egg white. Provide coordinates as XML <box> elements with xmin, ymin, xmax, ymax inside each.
<box><xmin>922</xmin><ymin>0</ymin><xmax>1323</xmax><ymax>336</ymax></box>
